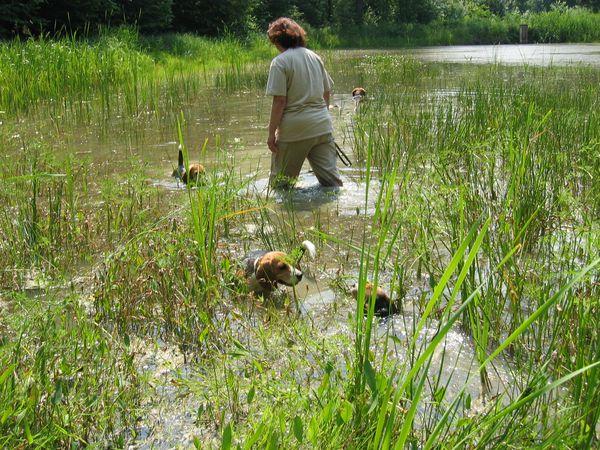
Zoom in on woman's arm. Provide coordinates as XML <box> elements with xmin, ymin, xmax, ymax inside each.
<box><xmin>268</xmin><ymin>95</ymin><xmax>287</xmax><ymax>153</ymax></box>
<box><xmin>323</xmin><ymin>90</ymin><xmax>330</xmax><ymax>108</ymax></box>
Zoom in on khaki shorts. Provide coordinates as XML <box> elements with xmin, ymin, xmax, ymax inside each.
<box><xmin>270</xmin><ymin>133</ymin><xmax>343</xmax><ymax>189</ymax></box>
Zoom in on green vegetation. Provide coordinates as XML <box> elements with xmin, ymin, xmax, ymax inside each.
<box><xmin>3</xmin><ymin>12</ymin><xmax>600</xmax><ymax>119</ymax></box>
<box><xmin>2</xmin><ymin>0</ymin><xmax>600</xmax><ymax>54</ymax></box>
<box><xmin>0</xmin><ymin>293</ymin><xmax>139</xmax><ymax>447</ymax></box>
<box><xmin>2</xmin><ymin>0</ymin><xmax>600</xmax><ymax>39</ymax></box>
<box><xmin>311</xmin><ymin>7</ymin><xmax>600</xmax><ymax>47</ymax></box>
<box><xmin>0</xmin><ymin>28</ymin><xmax>274</xmax><ymax>116</ymax></box>
<box><xmin>1</xmin><ymin>37</ymin><xmax>599</xmax><ymax>447</ymax></box>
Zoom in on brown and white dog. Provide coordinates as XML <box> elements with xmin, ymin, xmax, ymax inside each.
<box><xmin>351</xmin><ymin>282</ymin><xmax>397</xmax><ymax>317</ymax></box>
<box><xmin>172</xmin><ymin>148</ymin><xmax>204</xmax><ymax>184</ymax></box>
<box><xmin>352</xmin><ymin>87</ymin><xmax>366</xmax><ymax>110</ymax></box>
<box><xmin>243</xmin><ymin>241</ymin><xmax>316</xmax><ymax>296</ymax></box>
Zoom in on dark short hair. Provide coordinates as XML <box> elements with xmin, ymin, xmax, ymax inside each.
<box><xmin>267</xmin><ymin>17</ymin><xmax>306</xmax><ymax>49</ymax></box>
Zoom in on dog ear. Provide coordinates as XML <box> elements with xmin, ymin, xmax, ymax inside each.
<box><xmin>256</xmin><ymin>261</ymin><xmax>274</xmax><ymax>285</ymax></box>
<box><xmin>255</xmin><ymin>262</ymin><xmax>277</xmax><ymax>293</ymax></box>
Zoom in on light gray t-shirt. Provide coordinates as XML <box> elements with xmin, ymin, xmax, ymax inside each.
<box><xmin>266</xmin><ymin>47</ymin><xmax>334</xmax><ymax>142</ymax></box>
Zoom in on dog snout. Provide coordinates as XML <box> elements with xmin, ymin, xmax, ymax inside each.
<box><xmin>292</xmin><ymin>267</ymin><xmax>303</xmax><ymax>284</ymax></box>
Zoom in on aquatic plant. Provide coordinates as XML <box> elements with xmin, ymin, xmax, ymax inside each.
<box><xmin>0</xmin><ymin>293</ymin><xmax>139</xmax><ymax>447</ymax></box>
<box><xmin>1</xmin><ymin>44</ymin><xmax>598</xmax><ymax>448</ymax></box>
<box><xmin>0</xmin><ymin>29</ymin><xmax>274</xmax><ymax>118</ymax></box>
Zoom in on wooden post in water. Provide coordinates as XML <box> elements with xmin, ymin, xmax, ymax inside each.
<box><xmin>520</xmin><ymin>24</ymin><xmax>528</xmax><ymax>44</ymax></box>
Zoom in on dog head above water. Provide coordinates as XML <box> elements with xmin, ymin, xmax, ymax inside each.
<box><xmin>352</xmin><ymin>87</ymin><xmax>366</xmax><ymax>101</ymax></box>
<box><xmin>244</xmin><ymin>241</ymin><xmax>315</xmax><ymax>296</ymax></box>
<box><xmin>254</xmin><ymin>251</ymin><xmax>303</xmax><ymax>291</ymax></box>
<box><xmin>351</xmin><ymin>282</ymin><xmax>397</xmax><ymax>317</ymax></box>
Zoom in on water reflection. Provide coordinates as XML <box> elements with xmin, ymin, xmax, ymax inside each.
<box><xmin>408</xmin><ymin>43</ymin><xmax>600</xmax><ymax>67</ymax></box>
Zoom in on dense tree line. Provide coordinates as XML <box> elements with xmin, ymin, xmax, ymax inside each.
<box><xmin>1</xmin><ymin>0</ymin><xmax>598</xmax><ymax>38</ymax></box>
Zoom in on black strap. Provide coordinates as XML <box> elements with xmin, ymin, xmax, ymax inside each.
<box><xmin>334</xmin><ymin>141</ymin><xmax>352</xmax><ymax>167</ymax></box>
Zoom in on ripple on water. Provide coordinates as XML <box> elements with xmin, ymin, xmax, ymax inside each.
<box><xmin>247</xmin><ymin>169</ymin><xmax>381</xmax><ymax>216</ymax></box>
<box><xmin>381</xmin><ymin>310</ymin><xmax>515</xmax><ymax>404</ymax></box>
<box><xmin>302</xmin><ymin>276</ymin><xmax>515</xmax><ymax>405</ymax></box>
<box><xmin>152</xmin><ymin>178</ymin><xmax>187</xmax><ymax>190</ymax></box>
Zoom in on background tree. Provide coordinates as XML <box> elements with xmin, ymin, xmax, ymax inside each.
<box><xmin>294</xmin><ymin>0</ymin><xmax>333</xmax><ymax>27</ymax></box>
<box><xmin>365</xmin><ymin>0</ymin><xmax>393</xmax><ymax>23</ymax></box>
<box><xmin>38</xmin><ymin>0</ymin><xmax>118</xmax><ymax>32</ymax></box>
<box><xmin>479</xmin><ymin>0</ymin><xmax>506</xmax><ymax>15</ymax></box>
<box><xmin>251</xmin><ymin>0</ymin><xmax>291</xmax><ymax>30</ymax></box>
<box><xmin>119</xmin><ymin>0</ymin><xmax>173</xmax><ymax>32</ymax></box>
<box><xmin>565</xmin><ymin>0</ymin><xmax>599</xmax><ymax>10</ymax></box>
<box><xmin>333</xmin><ymin>0</ymin><xmax>367</xmax><ymax>25</ymax></box>
<box><xmin>0</xmin><ymin>0</ymin><xmax>46</xmax><ymax>36</ymax></box>
<box><xmin>1</xmin><ymin>0</ymin><xmax>599</xmax><ymax>37</ymax></box>
<box><xmin>395</xmin><ymin>0</ymin><xmax>437</xmax><ymax>23</ymax></box>
<box><xmin>171</xmin><ymin>0</ymin><xmax>254</xmax><ymax>35</ymax></box>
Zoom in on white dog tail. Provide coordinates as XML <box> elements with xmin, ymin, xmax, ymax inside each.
<box><xmin>300</xmin><ymin>240</ymin><xmax>317</xmax><ymax>260</ymax></box>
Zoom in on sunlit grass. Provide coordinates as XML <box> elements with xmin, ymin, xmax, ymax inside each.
<box><xmin>0</xmin><ymin>293</ymin><xmax>138</xmax><ymax>447</ymax></box>
<box><xmin>0</xmin><ymin>39</ymin><xmax>598</xmax><ymax>447</ymax></box>
<box><xmin>0</xmin><ymin>27</ymin><xmax>275</xmax><ymax>118</ymax></box>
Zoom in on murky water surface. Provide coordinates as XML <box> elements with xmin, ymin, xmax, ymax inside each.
<box><xmin>410</xmin><ymin>43</ymin><xmax>600</xmax><ymax>66</ymax></box>
<box><xmin>339</xmin><ymin>43</ymin><xmax>600</xmax><ymax>66</ymax></box>
<box><xmin>7</xmin><ymin>45</ymin><xmax>597</xmax><ymax>447</ymax></box>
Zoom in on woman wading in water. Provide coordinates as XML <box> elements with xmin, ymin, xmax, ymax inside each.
<box><xmin>266</xmin><ymin>17</ymin><xmax>343</xmax><ymax>189</ymax></box>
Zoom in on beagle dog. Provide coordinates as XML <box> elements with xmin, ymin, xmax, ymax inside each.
<box><xmin>172</xmin><ymin>148</ymin><xmax>204</xmax><ymax>184</ymax></box>
<box><xmin>243</xmin><ymin>241</ymin><xmax>316</xmax><ymax>296</ymax></box>
<box><xmin>352</xmin><ymin>87</ymin><xmax>366</xmax><ymax>103</ymax></box>
<box><xmin>351</xmin><ymin>282</ymin><xmax>397</xmax><ymax>317</ymax></box>
<box><xmin>351</xmin><ymin>87</ymin><xmax>366</xmax><ymax>112</ymax></box>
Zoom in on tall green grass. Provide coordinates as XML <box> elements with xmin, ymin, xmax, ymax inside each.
<box><xmin>161</xmin><ymin>55</ymin><xmax>598</xmax><ymax>447</ymax></box>
<box><xmin>2</xmin><ymin>10</ymin><xmax>599</xmax><ymax>119</ymax></box>
<box><xmin>0</xmin><ymin>140</ymin><xmax>169</xmax><ymax>288</ymax></box>
<box><xmin>1</xmin><ymin>41</ymin><xmax>598</xmax><ymax>447</ymax></box>
<box><xmin>528</xmin><ymin>7</ymin><xmax>600</xmax><ymax>43</ymax></box>
<box><xmin>187</xmin><ymin>148</ymin><xmax>598</xmax><ymax>447</ymax></box>
<box><xmin>310</xmin><ymin>9</ymin><xmax>600</xmax><ymax>48</ymax></box>
<box><xmin>0</xmin><ymin>293</ymin><xmax>139</xmax><ymax>447</ymax></box>
<box><xmin>0</xmin><ymin>27</ymin><xmax>274</xmax><ymax>117</ymax></box>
